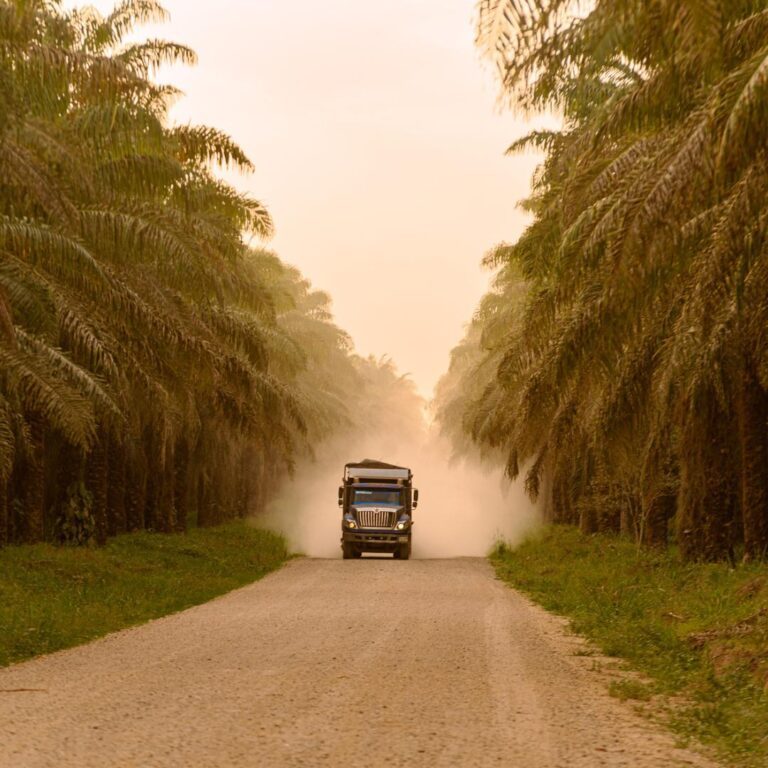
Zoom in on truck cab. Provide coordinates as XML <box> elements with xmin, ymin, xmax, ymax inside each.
<box><xmin>339</xmin><ymin>459</ymin><xmax>418</xmax><ymax>559</ymax></box>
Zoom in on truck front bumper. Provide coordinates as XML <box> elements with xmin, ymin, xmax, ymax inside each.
<box><xmin>342</xmin><ymin>529</ymin><xmax>410</xmax><ymax>550</ymax></box>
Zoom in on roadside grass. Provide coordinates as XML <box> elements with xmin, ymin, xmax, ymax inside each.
<box><xmin>491</xmin><ymin>526</ymin><xmax>768</xmax><ymax>767</ymax></box>
<box><xmin>0</xmin><ymin>522</ymin><xmax>289</xmax><ymax>668</ymax></box>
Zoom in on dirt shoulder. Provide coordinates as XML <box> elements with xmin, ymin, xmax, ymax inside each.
<box><xmin>493</xmin><ymin>526</ymin><xmax>768</xmax><ymax>766</ymax></box>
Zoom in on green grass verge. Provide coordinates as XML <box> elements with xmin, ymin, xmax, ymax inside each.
<box><xmin>0</xmin><ymin>522</ymin><xmax>289</xmax><ymax>668</ymax></box>
<box><xmin>492</xmin><ymin>526</ymin><xmax>768</xmax><ymax>767</ymax></box>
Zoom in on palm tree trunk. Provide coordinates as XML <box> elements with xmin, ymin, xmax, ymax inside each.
<box><xmin>641</xmin><ymin>488</ymin><xmax>675</xmax><ymax>547</ymax></box>
<box><xmin>55</xmin><ymin>442</ymin><xmax>81</xmax><ymax>538</ymax></box>
<box><xmin>0</xmin><ymin>477</ymin><xmax>8</xmax><ymax>546</ymax></box>
<box><xmin>620</xmin><ymin>487</ymin><xmax>641</xmax><ymax>539</ymax></box>
<box><xmin>579</xmin><ymin>493</ymin><xmax>599</xmax><ymax>533</ymax></box>
<box><xmin>552</xmin><ymin>469</ymin><xmax>574</xmax><ymax>524</ymax></box>
<box><xmin>678</xmin><ymin>397</ymin><xmax>738</xmax><ymax>561</ymax></box>
<box><xmin>107</xmin><ymin>440</ymin><xmax>127</xmax><ymax>536</ymax></box>
<box><xmin>593</xmin><ymin>477</ymin><xmax>621</xmax><ymax>533</ymax></box>
<box><xmin>237</xmin><ymin>446</ymin><xmax>250</xmax><ymax>519</ymax></box>
<box><xmin>87</xmin><ymin>429</ymin><xmax>108</xmax><ymax>546</ymax></box>
<box><xmin>197</xmin><ymin>474</ymin><xmax>213</xmax><ymax>527</ymax></box>
<box><xmin>174</xmin><ymin>437</ymin><xmax>189</xmax><ymax>533</ymax></box>
<box><xmin>639</xmin><ymin>436</ymin><xmax>676</xmax><ymax>547</ymax></box>
<box><xmin>737</xmin><ymin>363</ymin><xmax>768</xmax><ymax>560</ymax></box>
<box><xmin>24</xmin><ymin>411</ymin><xmax>46</xmax><ymax>543</ymax></box>
<box><xmin>125</xmin><ymin>448</ymin><xmax>146</xmax><ymax>532</ymax></box>
<box><xmin>157</xmin><ymin>437</ymin><xmax>175</xmax><ymax>533</ymax></box>
<box><xmin>143</xmin><ymin>431</ymin><xmax>159</xmax><ymax>531</ymax></box>
<box><xmin>597</xmin><ymin>506</ymin><xmax>621</xmax><ymax>533</ymax></box>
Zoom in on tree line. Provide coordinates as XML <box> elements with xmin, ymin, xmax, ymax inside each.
<box><xmin>436</xmin><ymin>0</ymin><xmax>768</xmax><ymax>561</ymax></box>
<box><xmin>0</xmin><ymin>0</ymin><xmax>399</xmax><ymax>546</ymax></box>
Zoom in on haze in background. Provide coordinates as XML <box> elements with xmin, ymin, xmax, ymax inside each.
<box><xmin>262</xmin><ymin>426</ymin><xmax>540</xmax><ymax>558</ymax></box>
<box><xmin>68</xmin><ymin>0</ymin><xmax>543</xmax><ymax>397</ymax></box>
<box><xmin>260</xmin><ymin>359</ymin><xmax>540</xmax><ymax>558</ymax></box>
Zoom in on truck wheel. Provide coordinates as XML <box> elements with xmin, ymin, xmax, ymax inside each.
<box><xmin>397</xmin><ymin>543</ymin><xmax>411</xmax><ymax>560</ymax></box>
<box><xmin>342</xmin><ymin>542</ymin><xmax>355</xmax><ymax>559</ymax></box>
<box><xmin>352</xmin><ymin>549</ymin><xmax>362</xmax><ymax>558</ymax></box>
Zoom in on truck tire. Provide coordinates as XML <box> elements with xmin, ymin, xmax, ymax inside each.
<box><xmin>342</xmin><ymin>542</ymin><xmax>355</xmax><ymax>559</ymax></box>
<box><xmin>396</xmin><ymin>542</ymin><xmax>411</xmax><ymax>560</ymax></box>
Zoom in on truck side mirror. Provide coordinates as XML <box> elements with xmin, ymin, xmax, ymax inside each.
<box><xmin>338</xmin><ymin>487</ymin><xmax>344</xmax><ymax>507</ymax></box>
<box><xmin>413</xmin><ymin>489</ymin><xmax>419</xmax><ymax>508</ymax></box>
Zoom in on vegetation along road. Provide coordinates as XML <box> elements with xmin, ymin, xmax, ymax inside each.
<box><xmin>0</xmin><ymin>559</ymin><xmax>717</xmax><ymax>768</ymax></box>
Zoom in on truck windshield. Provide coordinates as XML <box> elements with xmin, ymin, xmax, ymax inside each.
<box><xmin>353</xmin><ymin>489</ymin><xmax>402</xmax><ymax>505</ymax></box>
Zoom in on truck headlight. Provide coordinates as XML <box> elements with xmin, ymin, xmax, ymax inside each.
<box><xmin>344</xmin><ymin>519</ymin><xmax>357</xmax><ymax>529</ymax></box>
<box><xmin>396</xmin><ymin>520</ymin><xmax>409</xmax><ymax>530</ymax></box>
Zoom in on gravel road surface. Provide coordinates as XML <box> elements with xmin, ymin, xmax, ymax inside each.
<box><xmin>0</xmin><ymin>558</ymin><xmax>716</xmax><ymax>767</ymax></box>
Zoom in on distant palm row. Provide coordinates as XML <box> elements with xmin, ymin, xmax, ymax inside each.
<box><xmin>437</xmin><ymin>1</ymin><xmax>768</xmax><ymax>561</ymax></box>
<box><xmin>0</xmin><ymin>0</ymin><xmax>413</xmax><ymax>546</ymax></box>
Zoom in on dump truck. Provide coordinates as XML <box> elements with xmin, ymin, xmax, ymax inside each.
<box><xmin>338</xmin><ymin>459</ymin><xmax>418</xmax><ymax>559</ymax></box>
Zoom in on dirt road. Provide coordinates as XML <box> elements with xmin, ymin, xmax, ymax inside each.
<box><xmin>0</xmin><ymin>558</ymin><xmax>715</xmax><ymax>767</ymax></box>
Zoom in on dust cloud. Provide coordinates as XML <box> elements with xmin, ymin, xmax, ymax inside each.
<box><xmin>259</xmin><ymin>422</ymin><xmax>540</xmax><ymax>559</ymax></box>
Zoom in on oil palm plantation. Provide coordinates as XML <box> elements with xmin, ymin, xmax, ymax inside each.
<box><xmin>437</xmin><ymin>0</ymin><xmax>768</xmax><ymax>560</ymax></box>
<box><xmin>0</xmin><ymin>0</ymin><xmax>371</xmax><ymax>546</ymax></box>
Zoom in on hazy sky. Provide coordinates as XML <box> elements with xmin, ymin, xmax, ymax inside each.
<box><xmin>70</xmin><ymin>0</ymin><xmax>542</xmax><ymax>397</ymax></box>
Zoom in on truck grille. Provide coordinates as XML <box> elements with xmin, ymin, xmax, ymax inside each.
<box><xmin>356</xmin><ymin>509</ymin><xmax>397</xmax><ymax>529</ymax></box>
